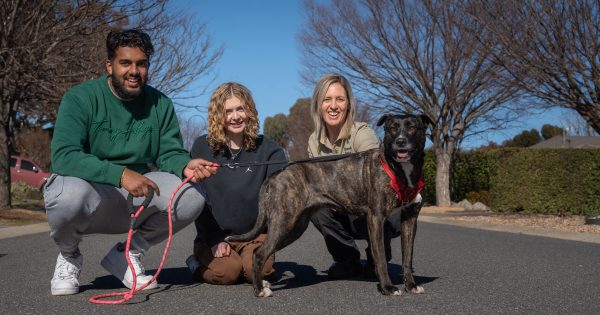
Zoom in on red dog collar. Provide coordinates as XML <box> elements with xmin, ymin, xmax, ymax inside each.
<box><xmin>380</xmin><ymin>157</ymin><xmax>424</xmax><ymax>204</ymax></box>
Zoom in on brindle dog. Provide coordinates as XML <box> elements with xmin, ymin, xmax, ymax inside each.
<box><xmin>226</xmin><ymin>114</ymin><xmax>432</xmax><ymax>297</ymax></box>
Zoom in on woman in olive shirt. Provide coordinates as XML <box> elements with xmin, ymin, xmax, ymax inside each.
<box><xmin>308</xmin><ymin>73</ymin><xmax>399</xmax><ymax>279</ymax></box>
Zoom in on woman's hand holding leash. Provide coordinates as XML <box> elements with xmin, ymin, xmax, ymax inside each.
<box><xmin>184</xmin><ymin>158</ymin><xmax>218</xmax><ymax>182</ymax></box>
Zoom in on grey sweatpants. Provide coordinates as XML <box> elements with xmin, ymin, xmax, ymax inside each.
<box><xmin>43</xmin><ymin>172</ymin><xmax>205</xmax><ymax>256</ymax></box>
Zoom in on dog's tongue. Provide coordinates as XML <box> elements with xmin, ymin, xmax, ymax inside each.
<box><xmin>397</xmin><ymin>151</ymin><xmax>409</xmax><ymax>159</ymax></box>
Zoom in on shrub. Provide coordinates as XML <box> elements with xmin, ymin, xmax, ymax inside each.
<box><xmin>466</xmin><ymin>190</ymin><xmax>491</xmax><ymax>205</ymax></box>
<box><xmin>422</xmin><ymin>149</ymin><xmax>436</xmax><ymax>205</ymax></box>
<box><xmin>424</xmin><ymin>147</ymin><xmax>600</xmax><ymax>216</ymax></box>
<box><xmin>452</xmin><ymin>151</ymin><xmax>497</xmax><ymax>202</ymax></box>
<box><xmin>11</xmin><ymin>182</ymin><xmax>43</xmax><ymax>201</ymax></box>
<box><xmin>490</xmin><ymin>148</ymin><xmax>600</xmax><ymax>216</ymax></box>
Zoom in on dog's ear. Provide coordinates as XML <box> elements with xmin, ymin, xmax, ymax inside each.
<box><xmin>420</xmin><ymin>114</ymin><xmax>434</xmax><ymax>129</ymax></box>
<box><xmin>376</xmin><ymin>115</ymin><xmax>388</xmax><ymax>127</ymax></box>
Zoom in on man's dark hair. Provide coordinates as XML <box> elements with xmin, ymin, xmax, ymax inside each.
<box><xmin>106</xmin><ymin>29</ymin><xmax>154</xmax><ymax>60</ymax></box>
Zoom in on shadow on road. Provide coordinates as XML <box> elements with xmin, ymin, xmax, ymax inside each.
<box><xmin>388</xmin><ymin>263</ymin><xmax>439</xmax><ymax>286</ymax></box>
<box><xmin>81</xmin><ymin>266</ymin><xmax>193</xmax><ymax>294</ymax></box>
<box><xmin>81</xmin><ymin>263</ymin><xmax>438</xmax><ymax>298</ymax></box>
<box><xmin>271</xmin><ymin>261</ymin><xmax>324</xmax><ymax>289</ymax></box>
<box><xmin>269</xmin><ymin>261</ymin><xmax>438</xmax><ymax>293</ymax></box>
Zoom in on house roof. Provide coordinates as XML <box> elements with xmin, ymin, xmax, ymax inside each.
<box><xmin>530</xmin><ymin>135</ymin><xmax>600</xmax><ymax>149</ymax></box>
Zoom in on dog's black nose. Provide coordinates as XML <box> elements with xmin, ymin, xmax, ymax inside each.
<box><xmin>395</xmin><ymin>138</ymin><xmax>407</xmax><ymax>146</ymax></box>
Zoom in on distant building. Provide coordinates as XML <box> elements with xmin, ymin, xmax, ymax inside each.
<box><xmin>530</xmin><ymin>135</ymin><xmax>600</xmax><ymax>149</ymax></box>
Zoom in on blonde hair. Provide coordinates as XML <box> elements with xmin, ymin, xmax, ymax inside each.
<box><xmin>206</xmin><ymin>82</ymin><xmax>259</xmax><ymax>154</ymax></box>
<box><xmin>310</xmin><ymin>73</ymin><xmax>356</xmax><ymax>141</ymax></box>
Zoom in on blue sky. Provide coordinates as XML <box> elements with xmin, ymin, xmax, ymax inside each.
<box><xmin>172</xmin><ymin>0</ymin><xmax>572</xmax><ymax>149</ymax></box>
<box><xmin>173</xmin><ymin>0</ymin><xmax>309</xmax><ymax>124</ymax></box>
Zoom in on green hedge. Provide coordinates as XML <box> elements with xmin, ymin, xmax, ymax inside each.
<box><xmin>422</xmin><ymin>151</ymin><xmax>436</xmax><ymax>205</ymax></box>
<box><xmin>491</xmin><ymin>148</ymin><xmax>600</xmax><ymax>216</ymax></box>
<box><xmin>452</xmin><ymin>151</ymin><xmax>497</xmax><ymax>202</ymax></box>
<box><xmin>422</xmin><ymin>149</ymin><xmax>497</xmax><ymax>205</ymax></box>
<box><xmin>422</xmin><ymin>148</ymin><xmax>600</xmax><ymax>216</ymax></box>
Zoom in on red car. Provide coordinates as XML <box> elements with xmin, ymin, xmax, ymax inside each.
<box><xmin>10</xmin><ymin>156</ymin><xmax>50</xmax><ymax>190</ymax></box>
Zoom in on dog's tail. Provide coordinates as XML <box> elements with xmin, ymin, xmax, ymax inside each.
<box><xmin>224</xmin><ymin>190</ymin><xmax>269</xmax><ymax>243</ymax></box>
<box><xmin>225</xmin><ymin>210</ymin><xmax>266</xmax><ymax>243</ymax></box>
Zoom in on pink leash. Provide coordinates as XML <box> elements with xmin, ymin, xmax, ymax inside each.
<box><xmin>89</xmin><ymin>176</ymin><xmax>192</xmax><ymax>304</ymax></box>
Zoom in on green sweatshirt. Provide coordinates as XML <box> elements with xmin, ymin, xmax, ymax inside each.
<box><xmin>51</xmin><ymin>75</ymin><xmax>191</xmax><ymax>186</ymax></box>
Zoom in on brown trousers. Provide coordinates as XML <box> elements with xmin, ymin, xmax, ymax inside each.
<box><xmin>192</xmin><ymin>234</ymin><xmax>275</xmax><ymax>285</ymax></box>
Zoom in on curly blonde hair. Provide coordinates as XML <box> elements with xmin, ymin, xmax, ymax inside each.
<box><xmin>206</xmin><ymin>82</ymin><xmax>260</xmax><ymax>154</ymax></box>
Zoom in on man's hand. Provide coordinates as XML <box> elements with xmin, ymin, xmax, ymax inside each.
<box><xmin>120</xmin><ymin>168</ymin><xmax>160</xmax><ymax>197</ymax></box>
<box><xmin>183</xmin><ymin>158</ymin><xmax>218</xmax><ymax>183</ymax></box>
<box><xmin>211</xmin><ymin>242</ymin><xmax>231</xmax><ymax>258</ymax></box>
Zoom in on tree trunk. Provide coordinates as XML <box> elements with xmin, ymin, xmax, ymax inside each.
<box><xmin>435</xmin><ymin>147</ymin><xmax>452</xmax><ymax>207</ymax></box>
<box><xmin>0</xmin><ymin>124</ymin><xmax>11</xmax><ymax>209</ymax></box>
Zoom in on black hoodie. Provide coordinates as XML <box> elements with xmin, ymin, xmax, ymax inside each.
<box><xmin>191</xmin><ymin>135</ymin><xmax>287</xmax><ymax>246</ymax></box>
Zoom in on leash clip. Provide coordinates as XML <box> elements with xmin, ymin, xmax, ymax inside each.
<box><xmin>224</xmin><ymin>163</ymin><xmax>239</xmax><ymax>169</ymax></box>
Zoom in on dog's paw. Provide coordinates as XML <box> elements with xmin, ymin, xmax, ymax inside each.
<box><xmin>378</xmin><ymin>284</ymin><xmax>402</xmax><ymax>296</ymax></box>
<box><xmin>391</xmin><ymin>289</ymin><xmax>402</xmax><ymax>296</ymax></box>
<box><xmin>405</xmin><ymin>284</ymin><xmax>425</xmax><ymax>294</ymax></box>
<box><xmin>258</xmin><ymin>287</ymin><xmax>273</xmax><ymax>297</ymax></box>
<box><xmin>262</xmin><ymin>280</ymin><xmax>271</xmax><ymax>289</ymax></box>
<box><xmin>410</xmin><ymin>285</ymin><xmax>425</xmax><ymax>294</ymax></box>
<box><xmin>254</xmin><ymin>280</ymin><xmax>273</xmax><ymax>297</ymax></box>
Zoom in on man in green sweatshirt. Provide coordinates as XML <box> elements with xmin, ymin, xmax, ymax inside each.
<box><xmin>44</xmin><ymin>29</ymin><xmax>216</xmax><ymax>296</ymax></box>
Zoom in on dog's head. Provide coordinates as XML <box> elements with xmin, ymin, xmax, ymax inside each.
<box><xmin>377</xmin><ymin>114</ymin><xmax>432</xmax><ymax>164</ymax></box>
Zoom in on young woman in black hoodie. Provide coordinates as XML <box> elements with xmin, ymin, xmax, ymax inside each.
<box><xmin>185</xmin><ymin>82</ymin><xmax>287</xmax><ymax>284</ymax></box>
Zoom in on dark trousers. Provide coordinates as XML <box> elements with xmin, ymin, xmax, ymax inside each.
<box><xmin>310</xmin><ymin>208</ymin><xmax>401</xmax><ymax>264</ymax></box>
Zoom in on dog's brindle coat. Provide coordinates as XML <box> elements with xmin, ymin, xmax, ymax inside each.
<box><xmin>226</xmin><ymin>114</ymin><xmax>431</xmax><ymax>297</ymax></box>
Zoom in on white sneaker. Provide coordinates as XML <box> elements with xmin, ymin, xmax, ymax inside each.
<box><xmin>51</xmin><ymin>253</ymin><xmax>83</xmax><ymax>296</ymax></box>
<box><xmin>100</xmin><ymin>243</ymin><xmax>158</xmax><ymax>290</ymax></box>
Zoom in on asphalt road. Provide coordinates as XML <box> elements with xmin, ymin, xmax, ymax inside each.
<box><xmin>1</xmin><ymin>221</ymin><xmax>599</xmax><ymax>314</ymax></box>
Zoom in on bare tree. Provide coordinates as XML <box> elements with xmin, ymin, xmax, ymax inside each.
<box><xmin>474</xmin><ymin>0</ymin><xmax>600</xmax><ymax>134</ymax></box>
<box><xmin>561</xmin><ymin>109</ymin><xmax>600</xmax><ymax>136</ymax></box>
<box><xmin>143</xmin><ymin>9</ymin><xmax>223</xmax><ymax>106</ymax></box>
<box><xmin>15</xmin><ymin>129</ymin><xmax>52</xmax><ymax>170</ymax></box>
<box><xmin>0</xmin><ymin>0</ymin><xmax>222</xmax><ymax>209</ymax></box>
<box><xmin>354</xmin><ymin>100</ymin><xmax>376</xmax><ymax>127</ymax></box>
<box><xmin>178</xmin><ymin>114</ymin><xmax>206</xmax><ymax>150</ymax></box>
<box><xmin>299</xmin><ymin>0</ymin><xmax>524</xmax><ymax>206</ymax></box>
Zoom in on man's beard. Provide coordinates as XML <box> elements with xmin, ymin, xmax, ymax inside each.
<box><xmin>110</xmin><ymin>74</ymin><xmax>146</xmax><ymax>100</ymax></box>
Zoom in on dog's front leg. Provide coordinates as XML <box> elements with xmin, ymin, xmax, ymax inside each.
<box><xmin>401</xmin><ymin>204</ymin><xmax>425</xmax><ymax>294</ymax></box>
<box><xmin>367</xmin><ymin>213</ymin><xmax>401</xmax><ymax>296</ymax></box>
